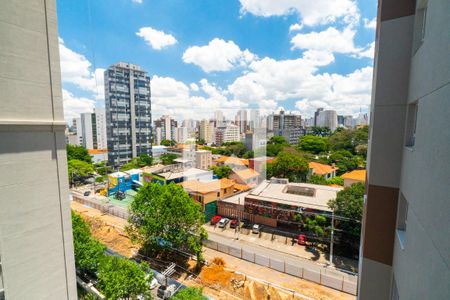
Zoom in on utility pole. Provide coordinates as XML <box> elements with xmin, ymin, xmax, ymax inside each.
<box><xmin>329</xmin><ymin>210</ymin><xmax>335</xmax><ymax>266</ymax></box>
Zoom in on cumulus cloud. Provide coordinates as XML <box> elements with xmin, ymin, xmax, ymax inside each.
<box><xmin>227</xmin><ymin>48</ymin><xmax>372</xmax><ymax>116</ymax></box>
<box><xmin>291</xmin><ymin>26</ymin><xmax>365</xmax><ymax>56</ymax></box>
<box><xmin>136</xmin><ymin>27</ymin><xmax>177</xmax><ymax>50</ymax></box>
<box><xmin>58</xmin><ymin>38</ymin><xmax>104</xmax><ymax>100</ymax></box>
<box><xmin>182</xmin><ymin>38</ymin><xmax>256</xmax><ymax>73</ymax></box>
<box><xmin>358</xmin><ymin>42</ymin><xmax>375</xmax><ymax>59</ymax></box>
<box><xmin>62</xmin><ymin>89</ymin><xmax>95</xmax><ymax>120</ymax></box>
<box><xmin>132</xmin><ymin>0</ymin><xmax>143</xmax><ymax>3</ymax></box>
<box><xmin>190</xmin><ymin>83</ymin><xmax>199</xmax><ymax>91</ymax></box>
<box><xmin>151</xmin><ymin>75</ymin><xmax>248</xmax><ymax>120</ymax></box>
<box><xmin>239</xmin><ymin>0</ymin><xmax>360</xmax><ymax>26</ymax></box>
<box><xmin>289</xmin><ymin>23</ymin><xmax>303</xmax><ymax>32</ymax></box>
<box><xmin>363</xmin><ymin>17</ymin><xmax>376</xmax><ymax>29</ymax></box>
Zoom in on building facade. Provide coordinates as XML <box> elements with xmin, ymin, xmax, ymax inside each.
<box><xmin>316</xmin><ymin>110</ymin><xmax>338</xmax><ymax>131</ymax></box>
<box><xmin>358</xmin><ymin>1</ymin><xmax>450</xmax><ymax>299</ymax></box>
<box><xmin>0</xmin><ymin>0</ymin><xmax>77</xmax><ymax>298</ymax></box>
<box><xmin>78</xmin><ymin>112</ymin><xmax>97</xmax><ymax>149</ymax></box>
<box><xmin>154</xmin><ymin>115</ymin><xmax>177</xmax><ymax>142</ymax></box>
<box><xmin>95</xmin><ymin>107</ymin><xmax>107</xmax><ymax>149</ymax></box>
<box><xmin>104</xmin><ymin>62</ymin><xmax>152</xmax><ymax>166</ymax></box>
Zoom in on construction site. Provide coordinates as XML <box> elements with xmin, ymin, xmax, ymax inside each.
<box><xmin>71</xmin><ymin>201</ymin><xmax>354</xmax><ymax>300</ymax></box>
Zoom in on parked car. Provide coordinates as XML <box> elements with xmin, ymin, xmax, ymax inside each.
<box><xmin>252</xmin><ymin>224</ymin><xmax>261</xmax><ymax>234</ymax></box>
<box><xmin>210</xmin><ymin>215</ymin><xmax>222</xmax><ymax>225</ymax></box>
<box><xmin>242</xmin><ymin>221</ymin><xmax>252</xmax><ymax>229</ymax></box>
<box><xmin>297</xmin><ymin>234</ymin><xmax>307</xmax><ymax>245</ymax></box>
<box><xmin>230</xmin><ymin>219</ymin><xmax>239</xmax><ymax>229</ymax></box>
<box><xmin>83</xmin><ymin>191</ymin><xmax>90</xmax><ymax>196</ymax></box>
<box><xmin>218</xmin><ymin>218</ymin><xmax>230</xmax><ymax>228</ymax></box>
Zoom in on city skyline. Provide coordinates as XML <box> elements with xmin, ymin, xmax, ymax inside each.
<box><xmin>58</xmin><ymin>0</ymin><xmax>376</xmax><ymax>122</ymax></box>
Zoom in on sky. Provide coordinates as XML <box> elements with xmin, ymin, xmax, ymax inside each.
<box><xmin>57</xmin><ymin>0</ymin><xmax>377</xmax><ymax>122</ymax></box>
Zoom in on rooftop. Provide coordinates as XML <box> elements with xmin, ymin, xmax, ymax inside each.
<box><xmin>247</xmin><ymin>180</ymin><xmax>343</xmax><ymax>212</ymax></box>
<box><xmin>159</xmin><ymin>168</ymin><xmax>212</xmax><ymax>180</ymax></box>
<box><xmin>180</xmin><ymin>178</ymin><xmax>235</xmax><ymax>194</ymax></box>
<box><xmin>341</xmin><ymin>169</ymin><xmax>366</xmax><ymax>182</ymax></box>
<box><xmin>309</xmin><ymin>162</ymin><xmax>337</xmax><ymax>175</ymax></box>
<box><xmin>215</xmin><ymin>156</ymin><xmax>249</xmax><ymax>166</ymax></box>
<box><xmin>88</xmin><ymin>149</ymin><xmax>108</xmax><ymax>154</ymax></box>
<box><xmin>232</xmin><ymin>168</ymin><xmax>260</xmax><ymax>180</ymax></box>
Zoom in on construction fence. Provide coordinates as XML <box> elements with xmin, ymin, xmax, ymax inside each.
<box><xmin>204</xmin><ymin>239</ymin><xmax>358</xmax><ymax>296</ymax></box>
<box><xmin>72</xmin><ymin>193</ymin><xmax>130</xmax><ymax>220</ymax></box>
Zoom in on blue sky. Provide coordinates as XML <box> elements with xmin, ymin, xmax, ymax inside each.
<box><xmin>57</xmin><ymin>0</ymin><xmax>377</xmax><ymax>122</ymax></box>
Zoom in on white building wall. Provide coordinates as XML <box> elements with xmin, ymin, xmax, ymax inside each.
<box><xmin>95</xmin><ymin>107</ymin><xmax>107</xmax><ymax>149</ymax></box>
<box><xmin>0</xmin><ymin>0</ymin><xmax>77</xmax><ymax>299</ymax></box>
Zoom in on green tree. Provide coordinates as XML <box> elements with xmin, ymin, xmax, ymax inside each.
<box><xmin>127</xmin><ymin>183</ymin><xmax>207</xmax><ymax>263</ymax></box>
<box><xmin>68</xmin><ymin>159</ymin><xmax>95</xmax><ymax>184</ymax></box>
<box><xmin>328</xmin><ymin>183</ymin><xmax>364</xmax><ymax>257</ymax></box>
<box><xmin>67</xmin><ymin>144</ymin><xmax>92</xmax><ymax>163</ymax></box>
<box><xmin>298</xmin><ymin>135</ymin><xmax>330</xmax><ymax>154</ymax></box>
<box><xmin>160</xmin><ymin>153</ymin><xmax>178</xmax><ymax>165</ymax></box>
<box><xmin>242</xmin><ymin>150</ymin><xmax>254</xmax><ymax>159</ymax></box>
<box><xmin>329</xmin><ymin>129</ymin><xmax>354</xmax><ymax>152</ymax></box>
<box><xmin>326</xmin><ymin>176</ymin><xmax>344</xmax><ymax>186</ymax></box>
<box><xmin>139</xmin><ymin>154</ymin><xmax>154</xmax><ymax>166</ymax></box>
<box><xmin>268</xmin><ymin>136</ymin><xmax>288</xmax><ymax>145</ymax></box>
<box><xmin>308</xmin><ymin>174</ymin><xmax>328</xmax><ymax>185</ymax></box>
<box><xmin>267</xmin><ymin>151</ymin><xmax>309</xmax><ymax>182</ymax></box>
<box><xmin>97</xmin><ymin>256</ymin><xmax>151</xmax><ymax>300</ymax></box>
<box><xmin>171</xmin><ymin>287</ymin><xmax>207</xmax><ymax>300</ymax></box>
<box><xmin>210</xmin><ymin>165</ymin><xmax>232</xmax><ymax>179</ymax></box>
<box><xmin>160</xmin><ymin>139</ymin><xmax>173</xmax><ymax>147</ymax></box>
<box><xmin>311</xmin><ymin>126</ymin><xmax>331</xmax><ymax>137</ymax></box>
<box><xmin>94</xmin><ymin>161</ymin><xmax>113</xmax><ymax>175</ymax></box>
<box><xmin>197</xmin><ymin>138</ymin><xmax>206</xmax><ymax>145</ymax></box>
<box><xmin>327</xmin><ymin>150</ymin><xmax>359</xmax><ymax>175</ymax></box>
<box><xmin>304</xmin><ymin>215</ymin><xmax>327</xmax><ymax>246</ymax></box>
<box><xmin>72</xmin><ymin>212</ymin><xmax>106</xmax><ymax>275</ymax></box>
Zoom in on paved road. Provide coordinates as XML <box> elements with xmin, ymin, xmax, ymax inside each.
<box><xmin>207</xmin><ymin>231</ymin><xmax>356</xmax><ymax>281</ymax></box>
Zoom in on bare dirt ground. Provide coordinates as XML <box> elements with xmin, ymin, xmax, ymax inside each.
<box><xmin>71</xmin><ymin>201</ymin><xmax>355</xmax><ymax>300</ymax></box>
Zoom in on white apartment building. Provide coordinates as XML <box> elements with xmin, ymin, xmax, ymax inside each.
<box><xmin>0</xmin><ymin>0</ymin><xmax>77</xmax><ymax>298</ymax></box>
<box><xmin>199</xmin><ymin>119</ymin><xmax>214</xmax><ymax>144</ymax></box>
<box><xmin>195</xmin><ymin>150</ymin><xmax>213</xmax><ymax>170</ymax></box>
<box><xmin>175</xmin><ymin>127</ymin><xmax>188</xmax><ymax>144</ymax></box>
<box><xmin>95</xmin><ymin>107</ymin><xmax>107</xmax><ymax>149</ymax></box>
<box><xmin>317</xmin><ymin>110</ymin><xmax>338</xmax><ymax>131</ymax></box>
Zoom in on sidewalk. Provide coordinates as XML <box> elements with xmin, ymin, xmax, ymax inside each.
<box><xmin>204</xmin><ymin>224</ymin><xmax>358</xmax><ymax>273</ymax></box>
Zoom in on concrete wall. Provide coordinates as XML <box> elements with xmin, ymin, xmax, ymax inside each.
<box><xmin>0</xmin><ymin>1</ymin><xmax>77</xmax><ymax>299</ymax></box>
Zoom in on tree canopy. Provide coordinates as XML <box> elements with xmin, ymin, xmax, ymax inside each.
<box><xmin>72</xmin><ymin>212</ymin><xmax>105</xmax><ymax>275</ymax></box>
<box><xmin>97</xmin><ymin>256</ymin><xmax>151</xmax><ymax>300</ymax></box>
<box><xmin>311</xmin><ymin>126</ymin><xmax>332</xmax><ymax>137</ymax></box>
<box><xmin>67</xmin><ymin>144</ymin><xmax>92</xmax><ymax>163</ymax></box>
<box><xmin>127</xmin><ymin>183</ymin><xmax>207</xmax><ymax>262</ymax></box>
<box><xmin>210</xmin><ymin>165</ymin><xmax>232</xmax><ymax>179</ymax></box>
<box><xmin>266</xmin><ymin>150</ymin><xmax>309</xmax><ymax>182</ymax></box>
<box><xmin>328</xmin><ymin>182</ymin><xmax>364</xmax><ymax>257</ymax></box>
<box><xmin>120</xmin><ymin>154</ymin><xmax>154</xmax><ymax>171</ymax></box>
<box><xmin>298</xmin><ymin>135</ymin><xmax>330</xmax><ymax>154</ymax></box>
<box><xmin>161</xmin><ymin>139</ymin><xmax>176</xmax><ymax>147</ymax></box>
<box><xmin>160</xmin><ymin>153</ymin><xmax>178</xmax><ymax>165</ymax></box>
<box><xmin>171</xmin><ymin>287</ymin><xmax>207</xmax><ymax>300</ymax></box>
<box><xmin>327</xmin><ymin>150</ymin><xmax>359</xmax><ymax>175</ymax></box>
<box><xmin>68</xmin><ymin>159</ymin><xmax>94</xmax><ymax>184</ymax></box>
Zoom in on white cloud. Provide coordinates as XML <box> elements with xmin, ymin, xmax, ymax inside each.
<box><xmin>132</xmin><ymin>0</ymin><xmax>143</xmax><ymax>4</ymax></box>
<box><xmin>190</xmin><ymin>83</ymin><xmax>199</xmax><ymax>91</ymax></box>
<box><xmin>136</xmin><ymin>27</ymin><xmax>177</xmax><ymax>50</ymax></box>
<box><xmin>291</xmin><ymin>26</ymin><xmax>361</xmax><ymax>55</ymax></box>
<box><xmin>239</xmin><ymin>0</ymin><xmax>360</xmax><ymax>26</ymax></box>
<box><xmin>363</xmin><ymin>17</ymin><xmax>376</xmax><ymax>29</ymax></box>
<box><xmin>289</xmin><ymin>23</ymin><xmax>303</xmax><ymax>32</ymax></box>
<box><xmin>358</xmin><ymin>42</ymin><xmax>375</xmax><ymax>59</ymax></box>
<box><xmin>151</xmin><ymin>75</ymin><xmax>247</xmax><ymax>120</ymax></box>
<box><xmin>182</xmin><ymin>38</ymin><xmax>256</xmax><ymax>73</ymax></box>
<box><xmin>227</xmin><ymin>48</ymin><xmax>372</xmax><ymax>116</ymax></box>
<box><xmin>62</xmin><ymin>89</ymin><xmax>95</xmax><ymax>120</ymax></box>
<box><xmin>58</xmin><ymin>38</ymin><xmax>104</xmax><ymax>100</ymax></box>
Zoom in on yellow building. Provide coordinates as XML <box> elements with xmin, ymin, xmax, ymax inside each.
<box><xmin>180</xmin><ymin>178</ymin><xmax>236</xmax><ymax>208</ymax></box>
<box><xmin>341</xmin><ymin>169</ymin><xmax>366</xmax><ymax>187</ymax></box>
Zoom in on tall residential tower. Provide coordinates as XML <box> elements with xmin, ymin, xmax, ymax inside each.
<box><xmin>104</xmin><ymin>62</ymin><xmax>152</xmax><ymax>166</ymax></box>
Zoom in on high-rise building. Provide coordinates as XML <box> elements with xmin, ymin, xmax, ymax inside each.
<box><xmin>95</xmin><ymin>107</ymin><xmax>107</xmax><ymax>149</ymax></box>
<box><xmin>316</xmin><ymin>110</ymin><xmax>338</xmax><ymax>131</ymax></box>
<box><xmin>78</xmin><ymin>112</ymin><xmax>97</xmax><ymax>149</ymax></box>
<box><xmin>272</xmin><ymin>110</ymin><xmax>303</xmax><ymax>144</ymax></box>
<box><xmin>195</xmin><ymin>150</ymin><xmax>213</xmax><ymax>170</ymax></box>
<box><xmin>343</xmin><ymin>115</ymin><xmax>354</xmax><ymax>128</ymax></box>
<box><xmin>358</xmin><ymin>1</ymin><xmax>450</xmax><ymax>299</ymax></box>
<box><xmin>249</xmin><ymin>109</ymin><xmax>261</xmax><ymax>130</ymax></box>
<box><xmin>215</xmin><ymin>124</ymin><xmax>240</xmax><ymax>145</ymax></box>
<box><xmin>175</xmin><ymin>127</ymin><xmax>188</xmax><ymax>144</ymax></box>
<box><xmin>314</xmin><ymin>108</ymin><xmax>324</xmax><ymax>126</ymax></box>
<box><xmin>199</xmin><ymin>119</ymin><xmax>214</xmax><ymax>144</ymax></box>
<box><xmin>214</xmin><ymin>110</ymin><xmax>224</xmax><ymax>127</ymax></box>
<box><xmin>104</xmin><ymin>62</ymin><xmax>152</xmax><ymax>166</ymax></box>
<box><xmin>154</xmin><ymin>115</ymin><xmax>177</xmax><ymax>142</ymax></box>
<box><xmin>0</xmin><ymin>0</ymin><xmax>77</xmax><ymax>298</ymax></box>
<box><xmin>235</xmin><ymin>110</ymin><xmax>248</xmax><ymax>134</ymax></box>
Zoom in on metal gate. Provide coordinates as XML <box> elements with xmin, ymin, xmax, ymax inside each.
<box><xmin>204</xmin><ymin>201</ymin><xmax>217</xmax><ymax>222</ymax></box>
